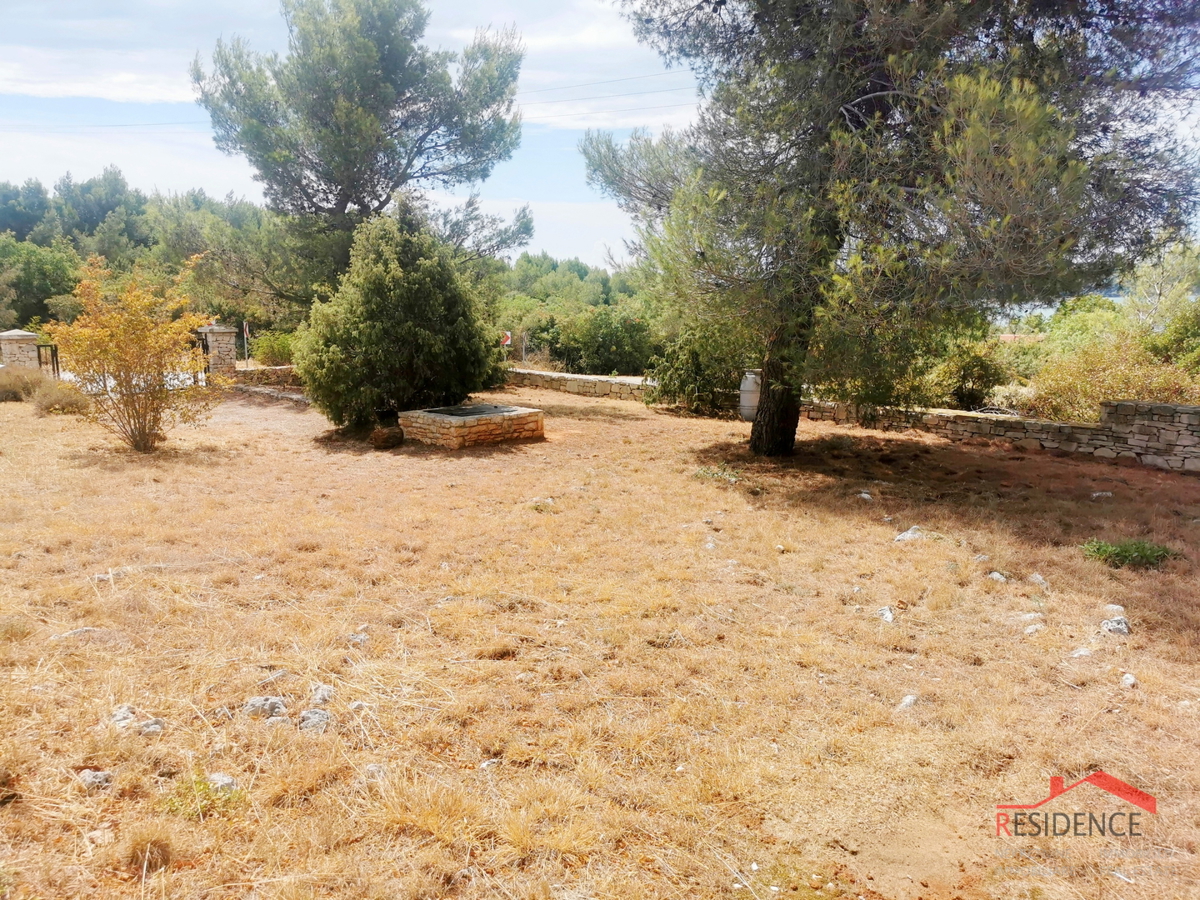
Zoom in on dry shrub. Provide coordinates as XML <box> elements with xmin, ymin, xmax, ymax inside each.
<box><xmin>0</xmin><ymin>366</ymin><xmax>48</xmax><ymax>402</ymax></box>
<box><xmin>1027</xmin><ymin>333</ymin><xmax>1200</xmax><ymax>421</ymax></box>
<box><xmin>122</xmin><ymin>825</ymin><xmax>173</xmax><ymax>877</ymax></box>
<box><xmin>32</xmin><ymin>380</ymin><xmax>89</xmax><ymax>416</ymax></box>
<box><xmin>45</xmin><ymin>258</ymin><xmax>228</xmax><ymax>452</ymax></box>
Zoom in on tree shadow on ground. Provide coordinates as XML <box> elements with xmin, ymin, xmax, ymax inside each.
<box><xmin>311</xmin><ymin>429</ymin><xmax>549</xmax><ymax>459</ymax></box>
<box><xmin>63</xmin><ymin>442</ymin><xmax>240</xmax><ymax>472</ymax></box>
<box><xmin>692</xmin><ymin>425</ymin><xmax>1200</xmax><ymax>652</ymax></box>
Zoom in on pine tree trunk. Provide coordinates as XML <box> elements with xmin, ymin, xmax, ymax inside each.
<box><xmin>749</xmin><ymin>329</ymin><xmax>803</xmax><ymax>456</ymax></box>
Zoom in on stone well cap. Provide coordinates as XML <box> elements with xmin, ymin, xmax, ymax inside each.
<box><xmin>0</xmin><ymin>329</ymin><xmax>38</xmax><ymax>339</ymax></box>
<box><xmin>195</xmin><ymin>323</ymin><xmax>238</xmax><ymax>333</ymax></box>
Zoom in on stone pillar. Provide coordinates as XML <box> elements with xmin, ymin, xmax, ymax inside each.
<box><xmin>0</xmin><ymin>329</ymin><xmax>40</xmax><ymax>370</ymax></box>
<box><xmin>195</xmin><ymin>324</ymin><xmax>238</xmax><ymax>376</ymax></box>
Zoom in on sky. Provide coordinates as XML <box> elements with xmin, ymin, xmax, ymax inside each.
<box><xmin>0</xmin><ymin>0</ymin><xmax>701</xmax><ymax>267</ymax></box>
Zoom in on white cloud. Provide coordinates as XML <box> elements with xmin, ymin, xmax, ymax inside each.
<box><xmin>0</xmin><ymin>47</ymin><xmax>197</xmax><ymax>103</ymax></box>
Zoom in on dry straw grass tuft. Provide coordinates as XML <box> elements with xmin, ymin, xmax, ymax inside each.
<box><xmin>1</xmin><ymin>387</ymin><xmax>1199</xmax><ymax>899</ymax></box>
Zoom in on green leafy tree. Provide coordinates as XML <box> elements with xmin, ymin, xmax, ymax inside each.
<box><xmin>293</xmin><ymin>216</ymin><xmax>497</xmax><ymax>428</ymax></box>
<box><xmin>0</xmin><ymin>233</ymin><xmax>81</xmax><ymax>325</ymax></box>
<box><xmin>193</xmin><ymin>0</ymin><xmax>523</xmax><ymax>234</ymax></box>
<box><xmin>587</xmin><ymin>0</ymin><xmax>1200</xmax><ymax>455</ymax></box>
<box><xmin>0</xmin><ymin>179</ymin><xmax>52</xmax><ymax>242</ymax></box>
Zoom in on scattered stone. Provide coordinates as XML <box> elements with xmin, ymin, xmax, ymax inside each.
<box><xmin>369</xmin><ymin>426</ymin><xmax>405</xmax><ymax>450</ymax></box>
<box><xmin>1024</xmin><ymin>624</ymin><xmax>1045</xmax><ymax>635</ymax></box>
<box><xmin>857</xmin><ymin>492</ymin><xmax>873</xmax><ymax>501</ymax></box>
<box><xmin>1121</xmin><ymin>673</ymin><xmax>1139</xmax><ymax>689</ymax></box>
<box><xmin>1104</xmin><ymin>604</ymin><xmax>1125</xmax><ymax>616</ymax></box>
<box><xmin>84</xmin><ymin>828</ymin><xmax>115</xmax><ymax>847</ymax></box>
<box><xmin>78</xmin><ymin>769</ymin><xmax>112</xmax><ymax>791</ymax></box>
<box><xmin>987</xmin><ymin>571</ymin><xmax>1008</xmax><ymax>583</ymax></box>
<box><xmin>264</xmin><ymin>716</ymin><xmax>290</xmax><ymax>726</ymax></box>
<box><xmin>364</xmin><ymin>763</ymin><xmax>387</xmax><ymax>781</ymax></box>
<box><xmin>896</xmin><ymin>694</ymin><xmax>918</xmax><ymax>710</ymax></box>
<box><xmin>704</xmin><ymin>540</ymin><xmax>716</xmax><ymax>550</ymax></box>
<box><xmin>1019</xmin><ymin>612</ymin><xmax>1044</xmax><ymax>621</ymax></box>
<box><xmin>883</xmin><ymin>516</ymin><xmax>894</xmax><ymax>523</ymax></box>
<box><xmin>1091</xmin><ymin>491</ymin><xmax>1113</xmax><ymax>499</ymax></box>
<box><xmin>346</xmin><ymin>632</ymin><xmax>369</xmax><ymax>648</ymax></box>
<box><xmin>298</xmin><ymin>709</ymin><xmax>331</xmax><ymax>732</ymax></box>
<box><xmin>310</xmin><ymin>684</ymin><xmax>335</xmax><ymax>705</ymax></box>
<box><xmin>877</xmin><ymin>606</ymin><xmax>896</xmax><ymax>624</ymax></box>
<box><xmin>110</xmin><ymin>705</ymin><xmax>138</xmax><ymax>728</ymax></box>
<box><xmin>1102</xmin><ymin>616</ymin><xmax>1131</xmax><ymax>636</ymax></box>
<box><xmin>138</xmin><ymin>718</ymin><xmax>166</xmax><ymax>737</ymax></box>
<box><xmin>479</xmin><ymin>759</ymin><xmax>500</xmax><ymax>770</ymax></box>
<box><xmin>1028</xmin><ymin>573</ymin><xmax>1049</xmax><ymax>589</ymax></box>
<box><xmin>1071</xmin><ymin>648</ymin><xmax>1093</xmax><ymax>658</ymax></box>
<box><xmin>243</xmin><ymin>696</ymin><xmax>287</xmax><ymax>718</ymax></box>
<box><xmin>775</xmin><ymin>545</ymin><xmax>786</xmax><ymax>553</ymax></box>
<box><xmin>973</xmin><ymin>554</ymin><xmax>989</xmax><ymax>562</ymax></box>
<box><xmin>894</xmin><ymin>526</ymin><xmax>924</xmax><ymax>542</ymax></box>
<box><xmin>49</xmin><ymin>627</ymin><xmax>100</xmax><ymax>641</ymax></box>
<box><xmin>348</xmin><ymin>701</ymin><xmax>370</xmax><ymax>712</ymax></box>
<box><xmin>207</xmin><ymin>772</ymin><xmax>237</xmax><ymax>793</ymax></box>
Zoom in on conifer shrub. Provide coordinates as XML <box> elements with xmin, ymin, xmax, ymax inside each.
<box><xmin>294</xmin><ymin>218</ymin><xmax>497</xmax><ymax>429</ymax></box>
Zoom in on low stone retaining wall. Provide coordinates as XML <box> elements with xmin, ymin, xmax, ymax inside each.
<box><xmin>801</xmin><ymin>400</ymin><xmax>1200</xmax><ymax>474</ymax></box>
<box><xmin>236</xmin><ymin>365</ymin><xmax>301</xmax><ymax>388</ymax></box>
<box><xmin>506</xmin><ymin>368</ymin><xmax>651</xmax><ymax>402</ymax></box>
<box><xmin>398</xmin><ymin>404</ymin><xmax>544</xmax><ymax>450</ymax></box>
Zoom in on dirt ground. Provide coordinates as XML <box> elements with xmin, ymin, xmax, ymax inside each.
<box><xmin>1</xmin><ymin>386</ymin><xmax>1198</xmax><ymax>899</ymax></box>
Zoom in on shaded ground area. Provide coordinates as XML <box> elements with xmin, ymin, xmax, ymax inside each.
<box><xmin>1</xmin><ymin>386</ymin><xmax>1197</xmax><ymax>900</ymax></box>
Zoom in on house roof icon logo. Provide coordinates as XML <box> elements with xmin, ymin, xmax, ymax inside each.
<box><xmin>997</xmin><ymin>771</ymin><xmax>1156</xmax><ymax>814</ymax></box>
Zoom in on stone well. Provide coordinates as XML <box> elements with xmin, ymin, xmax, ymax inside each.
<box><xmin>397</xmin><ymin>403</ymin><xmax>544</xmax><ymax>450</ymax></box>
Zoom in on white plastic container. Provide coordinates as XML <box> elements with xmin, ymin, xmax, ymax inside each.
<box><xmin>739</xmin><ymin>369</ymin><xmax>762</xmax><ymax>422</ymax></box>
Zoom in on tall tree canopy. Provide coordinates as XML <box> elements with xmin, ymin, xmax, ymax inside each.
<box><xmin>193</xmin><ymin>0</ymin><xmax>523</xmax><ymax>232</ymax></box>
<box><xmin>585</xmin><ymin>0</ymin><xmax>1200</xmax><ymax>454</ymax></box>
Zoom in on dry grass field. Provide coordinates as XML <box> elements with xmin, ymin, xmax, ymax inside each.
<box><xmin>2</xmin><ymin>385</ymin><xmax>1199</xmax><ymax>900</ymax></box>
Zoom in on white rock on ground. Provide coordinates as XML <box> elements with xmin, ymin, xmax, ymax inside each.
<box><xmin>243</xmin><ymin>696</ymin><xmax>287</xmax><ymax>718</ymax></box>
<box><xmin>988</xmin><ymin>571</ymin><xmax>1008</xmax><ymax>583</ymax></box>
<box><xmin>1102</xmin><ymin>616</ymin><xmax>1132</xmax><ymax>636</ymax></box>
<box><xmin>878</xmin><ymin>606</ymin><xmax>896</xmax><ymax>623</ymax></box>
<box><xmin>138</xmin><ymin>718</ymin><xmax>165</xmax><ymax>737</ymax></box>
<box><xmin>858</xmin><ymin>492</ymin><xmax>873</xmax><ymax>501</ymax></box>
<box><xmin>1028</xmin><ymin>574</ymin><xmax>1049</xmax><ymax>589</ymax></box>
<box><xmin>110</xmin><ymin>705</ymin><xmax>137</xmax><ymax>728</ymax></box>
<box><xmin>264</xmin><ymin>715</ymin><xmax>290</xmax><ymax>726</ymax></box>
<box><xmin>1071</xmin><ymin>648</ymin><xmax>1093</xmax><ymax>658</ymax></box>
<box><xmin>896</xmin><ymin>694</ymin><xmax>918</xmax><ymax>710</ymax></box>
<box><xmin>894</xmin><ymin>526</ymin><xmax>924</xmax><ymax>542</ymax></box>
<box><xmin>1104</xmin><ymin>604</ymin><xmax>1126</xmax><ymax>616</ymax></box>
<box><xmin>1121</xmin><ymin>673</ymin><xmax>1139</xmax><ymax>689</ymax></box>
<box><xmin>78</xmin><ymin>769</ymin><xmax>112</xmax><ymax>791</ymax></box>
<box><xmin>1091</xmin><ymin>491</ymin><xmax>1113</xmax><ymax>499</ymax></box>
<box><xmin>298</xmin><ymin>709</ymin><xmax>331</xmax><ymax>732</ymax></box>
<box><xmin>349</xmin><ymin>701</ymin><xmax>371</xmax><ymax>711</ymax></box>
<box><xmin>1025</xmin><ymin>624</ymin><xmax>1045</xmax><ymax>635</ymax></box>
<box><xmin>364</xmin><ymin>763</ymin><xmax>387</xmax><ymax>781</ymax></box>
<box><xmin>207</xmin><ymin>772</ymin><xmax>237</xmax><ymax>793</ymax></box>
<box><xmin>311</xmin><ymin>684</ymin><xmax>335</xmax><ymax>705</ymax></box>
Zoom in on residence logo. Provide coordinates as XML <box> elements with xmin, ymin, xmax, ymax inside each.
<box><xmin>995</xmin><ymin>772</ymin><xmax>1156</xmax><ymax>838</ymax></box>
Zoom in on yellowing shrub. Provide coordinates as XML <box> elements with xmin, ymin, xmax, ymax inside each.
<box><xmin>1026</xmin><ymin>334</ymin><xmax>1200</xmax><ymax>422</ymax></box>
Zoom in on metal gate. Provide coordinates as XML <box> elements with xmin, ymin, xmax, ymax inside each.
<box><xmin>36</xmin><ymin>344</ymin><xmax>59</xmax><ymax>379</ymax></box>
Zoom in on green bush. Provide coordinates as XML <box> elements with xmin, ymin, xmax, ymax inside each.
<box><xmin>646</xmin><ymin>323</ymin><xmax>752</xmax><ymax>413</ymax></box>
<box><xmin>550</xmin><ymin>305</ymin><xmax>654</xmax><ymax>375</ymax></box>
<box><xmin>929</xmin><ymin>341</ymin><xmax>1012</xmax><ymax>410</ymax></box>
<box><xmin>294</xmin><ymin>217</ymin><xmax>498</xmax><ymax>429</ymax></box>
<box><xmin>0</xmin><ymin>366</ymin><xmax>49</xmax><ymax>402</ymax></box>
<box><xmin>250</xmin><ymin>330</ymin><xmax>295</xmax><ymax>366</ymax></box>
<box><xmin>1082</xmin><ymin>539</ymin><xmax>1177</xmax><ymax>570</ymax></box>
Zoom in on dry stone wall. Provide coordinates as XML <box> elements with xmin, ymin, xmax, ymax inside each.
<box><xmin>506</xmin><ymin>368</ymin><xmax>650</xmax><ymax>402</ymax></box>
<box><xmin>235</xmin><ymin>365</ymin><xmax>301</xmax><ymax>388</ymax></box>
<box><xmin>801</xmin><ymin>400</ymin><xmax>1200</xmax><ymax>474</ymax></box>
<box><xmin>0</xmin><ymin>330</ymin><xmax>40</xmax><ymax>369</ymax></box>
<box><xmin>398</xmin><ymin>406</ymin><xmax>544</xmax><ymax>450</ymax></box>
